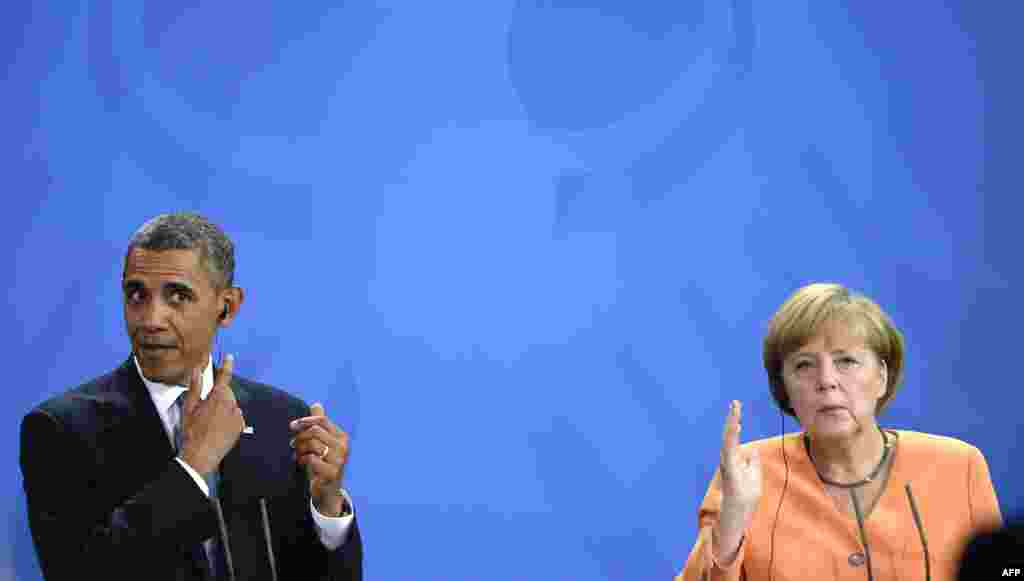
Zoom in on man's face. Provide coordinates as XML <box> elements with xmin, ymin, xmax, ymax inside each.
<box><xmin>123</xmin><ymin>247</ymin><xmax>224</xmax><ymax>385</ymax></box>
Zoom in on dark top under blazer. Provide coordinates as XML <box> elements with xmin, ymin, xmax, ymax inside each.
<box><xmin>20</xmin><ymin>358</ymin><xmax>363</xmax><ymax>581</ymax></box>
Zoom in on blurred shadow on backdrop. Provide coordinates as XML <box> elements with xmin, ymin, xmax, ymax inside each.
<box><xmin>509</xmin><ymin>0</ymin><xmax>753</xmax><ymax>221</ymax></box>
<box><xmin>82</xmin><ymin>0</ymin><xmax>382</xmax><ymax>214</ymax></box>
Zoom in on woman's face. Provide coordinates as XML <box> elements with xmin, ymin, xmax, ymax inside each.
<box><xmin>782</xmin><ymin>322</ymin><xmax>888</xmax><ymax>440</ymax></box>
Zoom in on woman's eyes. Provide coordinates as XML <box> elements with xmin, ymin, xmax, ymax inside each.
<box><xmin>792</xmin><ymin>356</ymin><xmax>860</xmax><ymax>372</ymax></box>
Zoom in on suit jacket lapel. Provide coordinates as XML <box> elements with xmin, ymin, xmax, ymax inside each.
<box><xmin>99</xmin><ymin>358</ymin><xmax>176</xmax><ymax>460</ymax></box>
<box><xmin>218</xmin><ymin>378</ymin><xmax>280</xmax><ymax>579</ymax></box>
<box><xmin>86</xmin><ymin>358</ymin><xmax>178</xmax><ymax>507</ymax></box>
<box><xmin>219</xmin><ymin>375</ymin><xmax>252</xmax><ymax>497</ymax></box>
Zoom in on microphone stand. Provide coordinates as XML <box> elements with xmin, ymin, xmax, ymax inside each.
<box><xmin>850</xmin><ymin>489</ymin><xmax>875</xmax><ymax>581</ymax></box>
<box><xmin>211</xmin><ymin>498</ymin><xmax>236</xmax><ymax>581</ymax></box>
<box><xmin>209</xmin><ymin>497</ymin><xmax>280</xmax><ymax>581</ymax></box>
<box><xmin>260</xmin><ymin>498</ymin><xmax>280</xmax><ymax>581</ymax></box>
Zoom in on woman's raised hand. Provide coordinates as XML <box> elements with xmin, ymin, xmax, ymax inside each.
<box><xmin>712</xmin><ymin>400</ymin><xmax>762</xmax><ymax>565</ymax></box>
<box><xmin>719</xmin><ymin>400</ymin><xmax>762</xmax><ymax>511</ymax></box>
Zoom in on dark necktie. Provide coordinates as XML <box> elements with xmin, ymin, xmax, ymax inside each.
<box><xmin>173</xmin><ymin>393</ymin><xmax>226</xmax><ymax>579</ymax></box>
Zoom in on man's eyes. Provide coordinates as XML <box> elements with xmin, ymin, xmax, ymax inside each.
<box><xmin>169</xmin><ymin>290</ymin><xmax>193</xmax><ymax>304</ymax></box>
<box><xmin>124</xmin><ymin>288</ymin><xmax>193</xmax><ymax>304</ymax></box>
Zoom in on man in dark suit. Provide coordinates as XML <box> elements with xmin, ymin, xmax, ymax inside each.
<box><xmin>19</xmin><ymin>213</ymin><xmax>363</xmax><ymax>580</ymax></box>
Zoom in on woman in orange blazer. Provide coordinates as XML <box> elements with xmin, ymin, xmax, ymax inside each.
<box><xmin>677</xmin><ymin>283</ymin><xmax>1002</xmax><ymax>581</ymax></box>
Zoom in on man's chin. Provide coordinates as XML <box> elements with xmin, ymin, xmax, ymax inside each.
<box><xmin>135</xmin><ymin>357</ymin><xmax>188</xmax><ymax>386</ymax></box>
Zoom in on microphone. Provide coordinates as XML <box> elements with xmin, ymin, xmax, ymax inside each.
<box><xmin>904</xmin><ymin>484</ymin><xmax>931</xmax><ymax>581</ymax></box>
<box><xmin>260</xmin><ymin>498</ymin><xmax>279</xmax><ymax>581</ymax></box>
<box><xmin>849</xmin><ymin>489</ymin><xmax>875</xmax><ymax>581</ymax></box>
<box><xmin>208</xmin><ymin>497</ymin><xmax>280</xmax><ymax>580</ymax></box>
<box><xmin>210</xmin><ymin>497</ymin><xmax>237</xmax><ymax>581</ymax></box>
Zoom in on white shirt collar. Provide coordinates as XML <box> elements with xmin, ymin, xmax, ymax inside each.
<box><xmin>133</xmin><ymin>355</ymin><xmax>215</xmax><ymax>415</ymax></box>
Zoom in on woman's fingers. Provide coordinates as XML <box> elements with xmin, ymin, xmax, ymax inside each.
<box><xmin>741</xmin><ymin>445</ymin><xmax>760</xmax><ymax>471</ymax></box>
<box><xmin>721</xmin><ymin>400</ymin><xmax>742</xmax><ymax>459</ymax></box>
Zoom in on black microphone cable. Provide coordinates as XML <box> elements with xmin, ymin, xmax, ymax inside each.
<box><xmin>904</xmin><ymin>484</ymin><xmax>931</xmax><ymax>581</ymax></box>
<box><xmin>767</xmin><ymin>408</ymin><xmax>790</xmax><ymax>581</ymax></box>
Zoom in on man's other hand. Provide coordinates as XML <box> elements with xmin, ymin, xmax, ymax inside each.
<box><xmin>290</xmin><ymin>403</ymin><xmax>350</xmax><ymax>517</ymax></box>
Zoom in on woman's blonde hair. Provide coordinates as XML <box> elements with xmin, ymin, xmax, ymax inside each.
<box><xmin>763</xmin><ymin>283</ymin><xmax>904</xmax><ymax>416</ymax></box>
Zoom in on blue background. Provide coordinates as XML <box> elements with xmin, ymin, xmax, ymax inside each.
<box><xmin>4</xmin><ymin>1</ymin><xmax>1022</xmax><ymax>579</ymax></box>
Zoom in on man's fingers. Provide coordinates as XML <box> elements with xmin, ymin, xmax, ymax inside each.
<box><xmin>290</xmin><ymin>425</ymin><xmax>330</xmax><ymax>446</ymax></box>
<box><xmin>214</xmin><ymin>353</ymin><xmax>235</xmax><ymax>391</ymax></box>
<box><xmin>290</xmin><ymin>424</ymin><xmax>349</xmax><ymax>464</ymax></box>
<box><xmin>290</xmin><ymin>415</ymin><xmax>340</xmax><ymax>435</ymax></box>
<box><xmin>182</xmin><ymin>366</ymin><xmax>202</xmax><ymax>415</ymax></box>
<box><xmin>291</xmin><ymin>426</ymin><xmax>349</xmax><ymax>452</ymax></box>
<box><xmin>296</xmin><ymin>451</ymin><xmax>341</xmax><ymax>478</ymax></box>
<box><xmin>293</xmin><ymin>437</ymin><xmax>333</xmax><ymax>459</ymax></box>
<box><xmin>310</xmin><ymin>402</ymin><xmax>325</xmax><ymax>417</ymax></box>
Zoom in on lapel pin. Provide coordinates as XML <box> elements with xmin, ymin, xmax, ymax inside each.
<box><xmin>243</xmin><ymin>426</ymin><xmax>255</xmax><ymax>435</ymax></box>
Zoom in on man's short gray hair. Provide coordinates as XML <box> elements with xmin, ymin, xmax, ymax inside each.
<box><xmin>127</xmin><ymin>212</ymin><xmax>235</xmax><ymax>288</ymax></box>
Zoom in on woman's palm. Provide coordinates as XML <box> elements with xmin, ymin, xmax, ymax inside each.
<box><xmin>720</xmin><ymin>400</ymin><xmax>762</xmax><ymax>510</ymax></box>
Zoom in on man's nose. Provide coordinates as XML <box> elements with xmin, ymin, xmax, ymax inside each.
<box><xmin>134</xmin><ymin>297</ymin><xmax>170</xmax><ymax>332</ymax></box>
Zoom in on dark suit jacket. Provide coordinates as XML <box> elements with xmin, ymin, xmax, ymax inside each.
<box><xmin>20</xmin><ymin>358</ymin><xmax>363</xmax><ymax>581</ymax></box>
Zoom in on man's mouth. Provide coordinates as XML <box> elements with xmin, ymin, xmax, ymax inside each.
<box><xmin>139</xmin><ymin>343</ymin><xmax>177</xmax><ymax>351</ymax></box>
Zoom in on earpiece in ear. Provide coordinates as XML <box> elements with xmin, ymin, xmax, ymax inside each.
<box><xmin>220</xmin><ymin>305</ymin><xmax>229</xmax><ymax>321</ymax></box>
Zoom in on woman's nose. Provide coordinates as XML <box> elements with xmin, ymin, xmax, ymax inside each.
<box><xmin>817</xmin><ymin>362</ymin><xmax>840</xmax><ymax>391</ymax></box>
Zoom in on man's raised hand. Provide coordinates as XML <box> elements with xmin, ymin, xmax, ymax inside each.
<box><xmin>179</xmin><ymin>354</ymin><xmax>245</xmax><ymax>476</ymax></box>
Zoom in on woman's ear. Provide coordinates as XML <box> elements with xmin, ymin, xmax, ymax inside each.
<box><xmin>876</xmin><ymin>358</ymin><xmax>888</xmax><ymax>401</ymax></box>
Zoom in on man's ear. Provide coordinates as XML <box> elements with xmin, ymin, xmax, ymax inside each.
<box><xmin>217</xmin><ymin>287</ymin><xmax>245</xmax><ymax>327</ymax></box>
